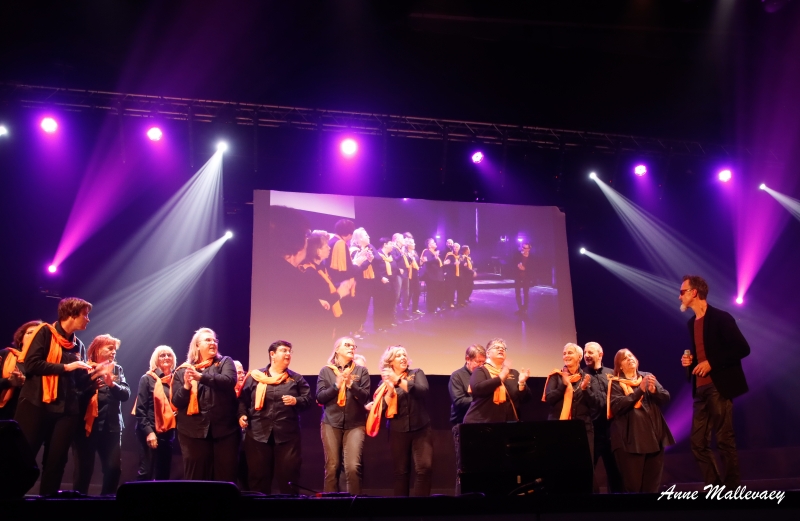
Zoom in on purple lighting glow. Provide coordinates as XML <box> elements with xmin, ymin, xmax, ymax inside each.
<box><xmin>735</xmin><ymin>296</ymin><xmax>744</xmax><ymax>305</ymax></box>
<box><xmin>340</xmin><ymin>138</ymin><xmax>357</xmax><ymax>157</ymax></box>
<box><xmin>41</xmin><ymin>117</ymin><xmax>58</xmax><ymax>133</ymax></box>
<box><xmin>47</xmin><ymin>264</ymin><xmax>57</xmax><ymax>274</ymax></box>
<box><xmin>471</xmin><ymin>151</ymin><xmax>484</xmax><ymax>164</ymax></box>
<box><xmin>718</xmin><ymin>169</ymin><xmax>732</xmax><ymax>182</ymax></box>
<box><xmin>634</xmin><ymin>164</ymin><xmax>647</xmax><ymax>176</ymax></box>
<box><xmin>147</xmin><ymin>127</ymin><xmax>163</xmax><ymax>141</ymax></box>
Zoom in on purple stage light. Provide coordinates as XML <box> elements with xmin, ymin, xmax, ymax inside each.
<box><xmin>41</xmin><ymin>117</ymin><xmax>58</xmax><ymax>133</ymax></box>
<box><xmin>340</xmin><ymin>138</ymin><xmax>358</xmax><ymax>157</ymax></box>
<box><xmin>147</xmin><ymin>127</ymin><xmax>163</xmax><ymax>141</ymax></box>
<box><xmin>471</xmin><ymin>151</ymin><xmax>484</xmax><ymax>164</ymax></box>
<box><xmin>718</xmin><ymin>169</ymin><xmax>732</xmax><ymax>182</ymax></box>
<box><xmin>759</xmin><ymin>183</ymin><xmax>767</xmax><ymax>190</ymax></box>
<box><xmin>47</xmin><ymin>264</ymin><xmax>57</xmax><ymax>274</ymax></box>
<box><xmin>0</xmin><ymin>125</ymin><xmax>8</xmax><ymax>136</ymax></box>
<box><xmin>634</xmin><ymin>164</ymin><xmax>647</xmax><ymax>176</ymax></box>
<box><xmin>735</xmin><ymin>296</ymin><xmax>744</xmax><ymax>305</ymax></box>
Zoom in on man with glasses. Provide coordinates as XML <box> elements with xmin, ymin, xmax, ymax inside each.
<box><xmin>448</xmin><ymin>344</ymin><xmax>486</xmax><ymax>494</ymax></box>
<box><xmin>512</xmin><ymin>243</ymin><xmax>534</xmax><ymax>315</ymax></box>
<box><xmin>679</xmin><ymin>275</ymin><xmax>751</xmax><ymax>489</ymax></box>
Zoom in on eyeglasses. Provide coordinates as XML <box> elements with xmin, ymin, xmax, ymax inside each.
<box><xmin>679</xmin><ymin>288</ymin><xmax>694</xmax><ymax>296</ymax></box>
<box><xmin>490</xmin><ymin>346</ymin><xmax>508</xmax><ymax>352</ymax></box>
<box><xmin>342</xmin><ymin>343</ymin><xmax>357</xmax><ymax>349</ymax></box>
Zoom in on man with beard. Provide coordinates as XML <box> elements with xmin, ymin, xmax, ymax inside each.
<box><xmin>584</xmin><ymin>342</ymin><xmax>622</xmax><ymax>493</ymax></box>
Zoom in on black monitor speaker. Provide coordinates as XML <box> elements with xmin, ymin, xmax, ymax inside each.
<box><xmin>0</xmin><ymin>420</ymin><xmax>40</xmax><ymax>499</ymax></box>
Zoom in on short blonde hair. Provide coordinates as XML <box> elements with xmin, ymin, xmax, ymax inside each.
<box><xmin>379</xmin><ymin>345</ymin><xmax>410</xmax><ymax>371</ymax></box>
<box><xmin>149</xmin><ymin>345</ymin><xmax>177</xmax><ymax>372</ymax></box>
<box><xmin>87</xmin><ymin>334</ymin><xmax>120</xmax><ymax>363</ymax></box>
<box><xmin>187</xmin><ymin>327</ymin><xmax>217</xmax><ymax>364</ymax></box>
<box><xmin>563</xmin><ymin>342</ymin><xmax>583</xmax><ymax>360</ymax></box>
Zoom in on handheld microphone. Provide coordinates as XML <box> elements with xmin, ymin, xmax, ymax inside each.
<box><xmin>684</xmin><ymin>349</ymin><xmax>692</xmax><ymax>380</ymax></box>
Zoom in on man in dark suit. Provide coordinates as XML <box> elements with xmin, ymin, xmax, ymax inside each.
<box><xmin>679</xmin><ymin>275</ymin><xmax>750</xmax><ymax>489</ymax></box>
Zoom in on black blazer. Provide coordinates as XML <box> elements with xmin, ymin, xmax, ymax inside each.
<box><xmin>134</xmin><ymin>369</ymin><xmax>175</xmax><ymax>437</ymax></box>
<box><xmin>238</xmin><ymin>366</ymin><xmax>311</xmax><ymax>444</ymax></box>
<box><xmin>84</xmin><ymin>363</ymin><xmax>130</xmax><ymax>433</ymax></box>
<box><xmin>686</xmin><ymin>305</ymin><xmax>750</xmax><ymax>399</ymax></box>
<box><xmin>316</xmin><ymin>362</ymin><xmax>370</xmax><ymax>430</ymax></box>
<box><xmin>171</xmin><ymin>356</ymin><xmax>239</xmax><ymax>439</ymax></box>
<box><xmin>463</xmin><ymin>366</ymin><xmax>531</xmax><ymax>423</ymax></box>
<box><xmin>448</xmin><ymin>364</ymin><xmax>474</xmax><ymax>424</ymax></box>
<box><xmin>609</xmin><ymin>371</ymin><xmax>675</xmax><ymax>454</ymax></box>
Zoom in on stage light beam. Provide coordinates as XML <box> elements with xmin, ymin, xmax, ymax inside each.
<box><xmin>761</xmin><ymin>185</ymin><xmax>800</xmax><ymax>222</ymax></box>
<box><xmin>580</xmin><ymin>248</ymin><xmax>586</xmax><ymax>254</ymax></box>
<box><xmin>0</xmin><ymin>125</ymin><xmax>8</xmax><ymax>136</ymax></box>
<box><xmin>47</xmin><ymin>264</ymin><xmax>57</xmax><ymax>274</ymax></box>
<box><xmin>41</xmin><ymin>117</ymin><xmax>58</xmax><ymax>133</ymax></box>
<box><xmin>225</xmin><ymin>231</ymin><xmax>233</xmax><ymax>239</ymax></box>
<box><xmin>147</xmin><ymin>127</ymin><xmax>163</xmax><ymax>141</ymax></box>
<box><xmin>589</xmin><ymin>172</ymin><xmax>597</xmax><ymax>180</ymax></box>
<box><xmin>735</xmin><ymin>296</ymin><xmax>744</xmax><ymax>305</ymax></box>
<box><xmin>217</xmin><ymin>141</ymin><xmax>228</xmax><ymax>152</ymax></box>
<box><xmin>471</xmin><ymin>151</ymin><xmax>484</xmax><ymax>164</ymax></box>
<box><xmin>759</xmin><ymin>183</ymin><xmax>767</xmax><ymax>190</ymax></box>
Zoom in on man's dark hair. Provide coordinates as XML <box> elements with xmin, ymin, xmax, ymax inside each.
<box><xmin>682</xmin><ymin>275</ymin><xmax>709</xmax><ymax>300</ymax></box>
<box><xmin>57</xmin><ymin>298</ymin><xmax>92</xmax><ymax>322</ymax></box>
<box><xmin>268</xmin><ymin>340</ymin><xmax>292</xmax><ymax>356</ymax></box>
<box><xmin>334</xmin><ymin>219</ymin><xmax>355</xmax><ymax>238</ymax></box>
<box><xmin>379</xmin><ymin>237</ymin><xmax>393</xmax><ymax>247</ymax></box>
<box><xmin>403</xmin><ymin>232</ymin><xmax>414</xmax><ymax>240</ymax></box>
<box><xmin>269</xmin><ymin>206</ymin><xmax>310</xmax><ymax>258</ymax></box>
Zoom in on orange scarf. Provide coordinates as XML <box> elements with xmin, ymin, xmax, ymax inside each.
<box><xmin>408</xmin><ymin>253</ymin><xmax>419</xmax><ymax>279</ymax></box>
<box><xmin>463</xmin><ymin>255</ymin><xmax>472</xmax><ymax>270</ymax></box>
<box><xmin>148</xmin><ymin>371</ymin><xmax>177</xmax><ymax>432</ymax></box>
<box><xmin>302</xmin><ymin>263</ymin><xmax>344</xmax><ymax>317</ymax></box>
<box><xmin>83</xmin><ymin>361</ymin><xmax>101</xmax><ymax>436</ymax></box>
<box><xmin>250</xmin><ymin>369</ymin><xmax>289</xmax><ymax>410</ymax></box>
<box><xmin>353</xmin><ymin>247</ymin><xmax>375</xmax><ymax>279</ymax></box>
<box><xmin>366</xmin><ymin>372</ymin><xmax>406</xmax><ymax>437</ymax></box>
<box><xmin>0</xmin><ymin>348</ymin><xmax>22</xmax><ymax>408</ymax></box>
<box><xmin>377</xmin><ymin>251</ymin><xmax>393</xmax><ymax>276</ymax></box>
<box><xmin>19</xmin><ymin>323</ymin><xmax>76</xmax><ymax>404</ymax></box>
<box><xmin>445</xmin><ymin>252</ymin><xmax>460</xmax><ymax>276</ymax></box>
<box><xmin>607</xmin><ymin>375</ymin><xmax>643</xmax><ymax>419</ymax></box>
<box><xmin>176</xmin><ymin>358</ymin><xmax>215</xmax><ymax>415</ymax></box>
<box><xmin>329</xmin><ymin>237</ymin><xmax>348</xmax><ymax>272</ymax></box>
<box><xmin>326</xmin><ymin>363</ymin><xmax>354</xmax><ymax>406</ymax></box>
<box><xmin>425</xmin><ymin>250</ymin><xmax>442</xmax><ymax>267</ymax></box>
<box><xmin>542</xmin><ymin>369</ymin><xmax>582</xmax><ymax>420</ymax></box>
<box><xmin>484</xmin><ymin>363</ymin><xmax>507</xmax><ymax>404</ymax></box>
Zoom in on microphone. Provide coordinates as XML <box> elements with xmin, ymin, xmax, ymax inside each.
<box><xmin>684</xmin><ymin>349</ymin><xmax>692</xmax><ymax>381</ymax></box>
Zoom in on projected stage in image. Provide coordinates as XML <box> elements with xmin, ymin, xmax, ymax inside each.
<box><xmin>250</xmin><ymin>190</ymin><xmax>577</xmax><ymax>375</ymax></box>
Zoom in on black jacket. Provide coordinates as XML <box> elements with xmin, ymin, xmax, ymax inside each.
<box><xmin>171</xmin><ymin>356</ymin><xmax>239</xmax><ymax>439</ymax></box>
<box><xmin>238</xmin><ymin>366</ymin><xmax>311</xmax><ymax>444</ymax></box>
<box><xmin>83</xmin><ymin>363</ymin><xmax>130</xmax><ymax>433</ymax></box>
<box><xmin>135</xmin><ymin>369</ymin><xmax>175</xmax><ymax>437</ymax></box>
<box><xmin>17</xmin><ymin>322</ymin><xmax>90</xmax><ymax>416</ymax></box>
<box><xmin>448</xmin><ymin>364</ymin><xmax>474</xmax><ymax>424</ymax></box>
<box><xmin>419</xmin><ymin>249</ymin><xmax>444</xmax><ymax>282</ymax></box>
<box><xmin>386</xmin><ymin>368</ymin><xmax>430</xmax><ymax>433</ymax></box>
<box><xmin>463</xmin><ymin>365</ymin><xmax>531</xmax><ymax>423</ymax></box>
<box><xmin>544</xmin><ymin>368</ymin><xmax>601</xmax><ymax>426</ymax></box>
<box><xmin>585</xmin><ymin>365</ymin><xmax>614</xmax><ymax>423</ymax></box>
<box><xmin>316</xmin><ymin>362</ymin><xmax>370</xmax><ymax>430</ymax></box>
<box><xmin>686</xmin><ymin>305</ymin><xmax>750</xmax><ymax>399</ymax></box>
<box><xmin>609</xmin><ymin>371</ymin><xmax>675</xmax><ymax>454</ymax></box>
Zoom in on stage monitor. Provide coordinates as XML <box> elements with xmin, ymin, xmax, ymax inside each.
<box><xmin>250</xmin><ymin>190</ymin><xmax>576</xmax><ymax>375</ymax></box>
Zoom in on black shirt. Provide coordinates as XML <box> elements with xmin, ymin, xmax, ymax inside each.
<box><xmin>0</xmin><ymin>348</ymin><xmax>25</xmax><ymax>420</ymax></box>
<box><xmin>135</xmin><ymin>368</ymin><xmax>175</xmax><ymax>437</ymax></box>
<box><xmin>386</xmin><ymin>368</ymin><xmax>430</xmax><ymax>433</ymax></box>
<box><xmin>18</xmin><ymin>322</ymin><xmax>89</xmax><ymax>416</ymax></box>
<box><xmin>585</xmin><ymin>365</ymin><xmax>614</xmax><ymax>422</ymax></box>
<box><xmin>463</xmin><ymin>365</ymin><xmax>531</xmax><ymax>424</ymax></box>
<box><xmin>316</xmin><ymin>362</ymin><xmax>370</xmax><ymax>430</ymax></box>
<box><xmin>238</xmin><ymin>365</ymin><xmax>311</xmax><ymax>444</ymax></box>
<box><xmin>544</xmin><ymin>368</ymin><xmax>601</xmax><ymax>426</ymax></box>
<box><xmin>171</xmin><ymin>356</ymin><xmax>239</xmax><ymax>439</ymax></box>
<box><xmin>420</xmin><ymin>249</ymin><xmax>443</xmax><ymax>282</ymax></box>
<box><xmin>84</xmin><ymin>363</ymin><xmax>130</xmax><ymax>433</ymax></box>
<box><xmin>448</xmin><ymin>364</ymin><xmax>474</xmax><ymax>424</ymax></box>
<box><xmin>609</xmin><ymin>371</ymin><xmax>675</xmax><ymax>454</ymax></box>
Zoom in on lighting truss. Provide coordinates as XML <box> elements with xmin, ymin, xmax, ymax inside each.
<box><xmin>0</xmin><ymin>82</ymin><xmax>781</xmax><ymax>160</ymax></box>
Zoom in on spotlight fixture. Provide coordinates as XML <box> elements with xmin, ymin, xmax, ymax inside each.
<box><xmin>217</xmin><ymin>141</ymin><xmax>229</xmax><ymax>152</ymax></box>
<box><xmin>147</xmin><ymin>127</ymin><xmax>163</xmax><ymax>141</ymax></box>
<box><xmin>634</xmin><ymin>165</ymin><xmax>647</xmax><ymax>176</ymax></box>
<box><xmin>471</xmin><ymin>151</ymin><xmax>484</xmax><ymax>164</ymax></box>
<box><xmin>735</xmin><ymin>296</ymin><xmax>743</xmax><ymax>305</ymax></box>
<box><xmin>340</xmin><ymin>138</ymin><xmax>358</xmax><ymax>157</ymax></box>
<box><xmin>580</xmin><ymin>248</ymin><xmax>586</xmax><ymax>255</ymax></box>
<box><xmin>225</xmin><ymin>231</ymin><xmax>233</xmax><ymax>239</ymax></box>
<box><xmin>47</xmin><ymin>264</ymin><xmax>57</xmax><ymax>274</ymax></box>
<box><xmin>759</xmin><ymin>183</ymin><xmax>767</xmax><ymax>190</ymax></box>
<box><xmin>589</xmin><ymin>172</ymin><xmax>597</xmax><ymax>180</ymax></box>
<box><xmin>41</xmin><ymin>117</ymin><xmax>58</xmax><ymax>133</ymax></box>
<box><xmin>718</xmin><ymin>169</ymin><xmax>732</xmax><ymax>182</ymax></box>
<box><xmin>0</xmin><ymin>125</ymin><xmax>8</xmax><ymax>136</ymax></box>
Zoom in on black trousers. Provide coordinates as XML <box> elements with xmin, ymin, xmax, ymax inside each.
<box><xmin>614</xmin><ymin>448</ymin><xmax>664</xmax><ymax>493</ymax></box>
<box><xmin>514</xmin><ymin>281</ymin><xmax>531</xmax><ymax>310</ymax></box>
<box><xmin>178</xmin><ymin>430</ymin><xmax>240</xmax><ymax>482</ymax></box>
<box><xmin>244</xmin><ymin>432</ymin><xmax>301</xmax><ymax>494</ymax></box>
<box><xmin>593</xmin><ymin>420</ymin><xmax>623</xmax><ymax>493</ymax></box>
<box><xmin>374</xmin><ymin>281</ymin><xmax>395</xmax><ymax>329</ymax></box>
<box><xmin>424</xmin><ymin>279</ymin><xmax>443</xmax><ymax>313</ymax></box>
<box><xmin>136</xmin><ymin>427</ymin><xmax>174</xmax><ymax>481</ymax></box>
<box><xmin>389</xmin><ymin>425</ymin><xmax>433</xmax><ymax>497</ymax></box>
<box><xmin>408</xmin><ymin>277</ymin><xmax>421</xmax><ymax>312</ymax></box>
<box><xmin>691</xmin><ymin>383</ymin><xmax>740</xmax><ymax>488</ymax></box>
<box><xmin>451</xmin><ymin>424</ymin><xmax>462</xmax><ymax>495</ymax></box>
<box><xmin>72</xmin><ymin>427</ymin><xmax>122</xmax><ymax>495</ymax></box>
<box><xmin>14</xmin><ymin>399</ymin><xmax>77</xmax><ymax>496</ymax></box>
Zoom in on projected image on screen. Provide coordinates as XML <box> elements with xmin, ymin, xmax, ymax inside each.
<box><xmin>250</xmin><ymin>190</ymin><xmax>576</xmax><ymax>375</ymax></box>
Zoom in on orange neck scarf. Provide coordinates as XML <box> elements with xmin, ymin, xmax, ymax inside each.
<box><xmin>353</xmin><ymin>247</ymin><xmax>375</xmax><ymax>279</ymax></box>
<box><xmin>148</xmin><ymin>370</ymin><xmax>177</xmax><ymax>432</ymax></box>
<box><xmin>327</xmin><ymin>363</ymin><xmax>354</xmax><ymax>406</ymax></box>
<box><xmin>83</xmin><ymin>361</ymin><xmax>102</xmax><ymax>436</ymax></box>
<box><xmin>542</xmin><ymin>368</ymin><xmax>582</xmax><ymax>420</ymax></box>
<box><xmin>378</xmin><ymin>251</ymin><xmax>393</xmax><ymax>276</ymax></box>
<box><xmin>426</xmin><ymin>250</ymin><xmax>442</xmax><ymax>267</ymax></box>
<box><xmin>446</xmin><ymin>252</ymin><xmax>460</xmax><ymax>276</ymax></box>
<box><xmin>329</xmin><ymin>237</ymin><xmax>349</xmax><ymax>272</ymax></box>
<box><xmin>0</xmin><ymin>348</ymin><xmax>22</xmax><ymax>408</ymax></box>
<box><xmin>176</xmin><ymin>358</ymin><xmax>215</xmax><ymax>415</ymax></box>
<box><xmin>408</xmin><ymin>252</ymin><xmax>419</xmax><ymax>278</ymax></box>
<box><xmin>607</xmin><ymin>375</ymin><xmax>643</xmax><ymax>419</ymax></box>
<box><xmin>20</xmin><ymin>323</ymin><xmax>76</xmax><ymax>404</ymax></box>
<box><xmin>366</xmin><ymin>371</ymin><xmax>406</xmax><ymax>437</ymax></box>
<box><xmin>463</xmin><ymin>255</ymin><xmax>472</xmax><ymax>270</ymax></box>
<box><xmin>302</xmin><ymin>263</ymin><xmax>344</xmax><ymax>317</ymax></box>
<box><xmin>250</xmin><ymin>368</ymin><xmax>289</xmax><ymax>410</ymax></box>
<box><xmin>484</xmin><ymin>362</ymin><xmax>507</xmax><ymax>405</ymax></box>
